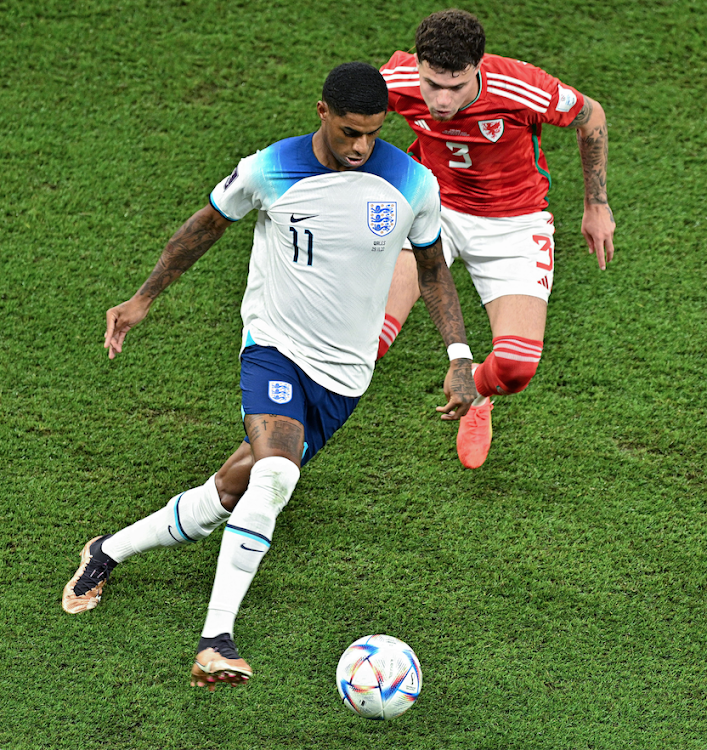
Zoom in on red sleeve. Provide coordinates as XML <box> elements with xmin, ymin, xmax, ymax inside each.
<box><xmin>525</xmin><ymin>62</ymin><xmax>585</xmax><ymax>126</ymax></box>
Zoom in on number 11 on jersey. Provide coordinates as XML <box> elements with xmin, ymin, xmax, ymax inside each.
<box><xmin>290</xmin><ymin>227</ymin><xmax>314</xmax><ymax>266</ymax></box>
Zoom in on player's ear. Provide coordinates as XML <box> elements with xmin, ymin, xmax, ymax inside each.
<box><xmin>316</xmin><ymin>100</ymin><xmax>329</xmax><ymax>123</ymax></box>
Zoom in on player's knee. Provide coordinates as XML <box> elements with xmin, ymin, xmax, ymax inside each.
<box><xmin>494</xmin><ymin>356</ymin><xmax>540</xmax><ymax>394</ymax></box>
<box><xmin>227</xmin><ymin>456</ymin><xmax>300</xmax><ymax>573</ymax></box>
<box><xmin>248</xmin><ymin>456</ymin><xmax>301</xmax><ymax>513</ymax></box>
<box><xmin>475</xmin><ymin>337</ymin><xmax>544</xmax><ymax>396</ymax></box>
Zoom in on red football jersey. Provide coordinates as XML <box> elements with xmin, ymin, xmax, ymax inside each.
<box><xmin>381</xmin><ymin>51</ymin><xmax>584</xmax><ymax>217</ymax></box>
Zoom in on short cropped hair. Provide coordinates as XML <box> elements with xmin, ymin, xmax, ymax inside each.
<box><xmin>322</xmin><ymin>62</ymin><xmax>388</xmax><ymax>117</ymax></box>
<box><xmin>415</xmin><ymin>9</ymin><xmax>485</xmax><ymax>72</ymax></box>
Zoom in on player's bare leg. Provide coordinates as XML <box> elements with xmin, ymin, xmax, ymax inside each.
<box><xmin>458</xmin><ymin>294</ymin><xmax>546</xmax><ymax>468</ymax></box>
<box><xmin>378</xmin><ymin>249</ymin><xmax>420</xmax><ymax>358</ymax></box>
<box><xmin>485</xmin><ymin>294</ymin><xmax>547</xmax><ymax>341</ymax></box>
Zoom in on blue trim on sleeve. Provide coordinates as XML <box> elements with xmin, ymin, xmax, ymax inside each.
<box><xmin>209</xmin><ymin>193</ymin><xmax>238</xmax><ymax>222</ymax></box>
<box><xmin>410</xmin><ymin>228</ymin><xmax>441</xmax><ymax>248</ymax></box>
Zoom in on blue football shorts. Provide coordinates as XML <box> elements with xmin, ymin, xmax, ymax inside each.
<box><xmin>240</xmin><ymin>344</ymin><xmax>360</xmax><ymax>467</ymax></box>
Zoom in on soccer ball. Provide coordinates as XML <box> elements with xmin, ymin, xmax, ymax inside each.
<box><xmin>335</xmin><ymin>634</ymin><xmax>422</xmax><ymax>720</ymax></box>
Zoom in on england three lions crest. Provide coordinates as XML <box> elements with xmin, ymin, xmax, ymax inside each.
<box><xmin>268</xmin><ymin>380</ymin><xmax>293</xmax><ymax>404</ymax></box>
<box><xmin>368</xmin><ymin>202</ymin><xmax>397</xmax><ymax>236</ymax></box>
<box><xmin>479</xmin><ymin>119</ymin><xmax>504</xmax><ymax>142</ymax></box>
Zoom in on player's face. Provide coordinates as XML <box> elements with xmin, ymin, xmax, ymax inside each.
<box><xmin>314</xmin><ymin>102</ymin><xmax>386</xmax><ymax>171</ymax></box>
<box><xmin>416</xmin><ymin>58</ymin><xmax>481</xmax><ymax>121</ymax></box>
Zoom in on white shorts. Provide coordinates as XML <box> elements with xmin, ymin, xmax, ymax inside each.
<box><xmin>435</xmin><ymin>207</ymin><xmax>556</xmax><ymax>305</ymax></box>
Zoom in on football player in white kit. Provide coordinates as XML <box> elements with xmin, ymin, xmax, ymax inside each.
<box><xmin>62</xmin><ymin>63</ymin><xmax>476</xmax><ymax>689</ymax></box>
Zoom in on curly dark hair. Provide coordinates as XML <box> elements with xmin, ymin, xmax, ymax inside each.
<box><xmin>415</xmin><ymin>9</ymin><xmax>485</xmax><ymax>72</ymax></box>
<box><xmin>322</xmin><ymin>62</ymin><xmax>388</xmax><ymax>117</ymax></box>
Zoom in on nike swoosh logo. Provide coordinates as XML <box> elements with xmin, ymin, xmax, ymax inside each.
<box><xmin>240</xmin><ymin>543</ymin><xmax>264</xmax><ymax>553</ymax></box>
<box><xmin>290</xmin><ymin>214</ymin><xmax>317</xmax><ymax>223</ymax></box>
<box><xmin>168</xmin><ymin>525</ymin><xmax>181</xmax><ymax>543</ymax></box>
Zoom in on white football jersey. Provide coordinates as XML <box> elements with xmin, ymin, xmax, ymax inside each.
<box><xmin>210</xmin><ymin>134</ymin><xmax>441</xmax><ymax>396</ymax></box>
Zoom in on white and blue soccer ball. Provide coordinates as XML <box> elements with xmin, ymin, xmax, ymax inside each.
<box><xmin>335</xmin><ymin>634</ymin><xmax>422</xmax><ymax>720</ymax></box>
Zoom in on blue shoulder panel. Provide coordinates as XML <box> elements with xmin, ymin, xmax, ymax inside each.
<box><xmin>251</xmin><ymin>134</ymin><xmax>330</xmax><ymax>205</ymax></box>
<box><xmin>248</xmin><ymin>134</ymin><xmax>433</xmax><ymax>214</ymax></box>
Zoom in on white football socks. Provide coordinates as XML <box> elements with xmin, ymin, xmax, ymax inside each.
<box><xmin>102</xmin><ymin>474</ymin><xmax>230</xmax><ymax>563</ymax></box>
<box><xmin>201</xmin><ymin>456</ymin><xmax>301</xmax><ymax>638</ymax></box>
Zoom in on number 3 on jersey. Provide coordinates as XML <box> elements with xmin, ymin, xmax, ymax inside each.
<box><xmin>446</xmin><ymin>141</ymin><xmax>472</xmax><ymax>169</ymax></box>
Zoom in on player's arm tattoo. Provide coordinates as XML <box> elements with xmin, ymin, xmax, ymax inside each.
<box><xmin>569</xmin><ymin>98</ymin><xmax>593</xmax><ymax>128</ymax></box>
<box><xmin>572</xmin><ymin>97</ymin><xmax>609</xmax><ymax>206</ymax></box>
<box><xmin>448</xmin><ymin>358</ymin><xmax>475</xmax><ymax>402</ymax></box>
<box><xmin>137</xmin><ymin>207</ymin><xmax>229</xmax><ymax>300</ymax></box>
<box><xmin>412</xmin><ymin>238</ymin><xmax>468</xmax><ymax>348</ymax></box>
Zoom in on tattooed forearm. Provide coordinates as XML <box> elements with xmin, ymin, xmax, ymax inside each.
<box><xmin>412</xmin><ymin>239</ymin><xmax>467</xmax><ymax>347</ymax></box>
<box><xmin>571</xmin><ymin>97</ymin><xmax>609</xmax><ymax>206</ymax></box>
<box><xmin>449</xmin><ymin>359</ymin><xmax>475</xmax><ymax>398</ymax></box>
<box><xmin>577</xmin><ymin>123</ymin><xmax>608</xmax><ymax>205</ymax></box>
<box><xmin>138</xmin><ymin>207</ymin><xmax>228</xmax><ymax>300</ymax></box>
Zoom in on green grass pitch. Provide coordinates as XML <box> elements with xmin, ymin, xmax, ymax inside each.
<box><xmin>1</xmin><ymin>0</ymin><xmax>706</xmax><ymax>748</ymax></box>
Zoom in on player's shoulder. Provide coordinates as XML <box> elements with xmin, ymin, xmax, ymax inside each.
<box><xmin>481</xmin><ymin>53</ymin><xmax>582</xmax><ymax>118</ymax></box>
<box><xmin>482</xmin><ymin>53</ymin><xmax>552</xmax><ymax>84</ymax></box>
<box><xmin>364</xmin><ymin>139</ymin><xmax>438</xmax><ymax>200</ymax></box>
<box><xmin>230</xmin><ymin>133</ymin><xmax>330</xmax><ymax>207</ymax></box>
<box><xmin>366</xmin><ymin>139</ymin><xmax>429</xmax><ymax>178</ymax></box>
<box><xmin>380</xmin><ymin>50</ymin><xmax>420</xmax><ymax>93</ymax></box>
<box><xmin>238</xmin><ymin>133</ymin><xmax>331</xmax><ymax>194</ymax></box>
<box><xmin>381</xmin><ymin>49</ymin><xmax>416</xmax><ymax>73</ymax></box>
<box><xmin>248</xmin><ymin>133</ymin><xmax>319</xmax><ymax>171</ymax></box>
<box><xmin>482</xmin><ymin>53</ymin><xmax>570</xmax><ymax>91</ymax></box>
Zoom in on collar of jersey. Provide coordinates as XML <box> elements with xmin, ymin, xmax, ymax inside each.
<box><xmin>301</xmin><ymin>132</ymin><xmax>387</xmax><ymax>175</ymax></box>
<box><xmin>458</xmin><ymin>69</ymin><xmax>483</xmax><ymax>113</ymax></box>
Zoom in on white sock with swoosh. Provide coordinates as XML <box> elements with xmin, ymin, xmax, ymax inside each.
<box><xmin>102</xmin><ymin>474</ymin><xmax>229</xmax><ymax>563</ymax></box>
<box><xmin>201</xmin><ymin>456</ymin><xmax>300</xmax><ymax>638</ymax></box>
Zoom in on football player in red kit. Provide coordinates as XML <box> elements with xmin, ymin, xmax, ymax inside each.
<box><xmin>379</xmin><ymin>9</ymin><xmax>615</xmax><ymax>468</ymax></box>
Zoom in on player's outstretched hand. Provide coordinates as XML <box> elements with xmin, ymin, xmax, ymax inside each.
<box><xmin>582</xmin><ymin>202</ymin><xmax>615</xmax><ymax>271</ymax></box>
<box><xmin>436</xmin><ymin>358</ymin><xmax>476</xmax><ymax>421</ymax></box>
<box><xmin>104</xmin><ymin>296</ymin><xmax>152</xmax><ymax>359</ymax></box>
